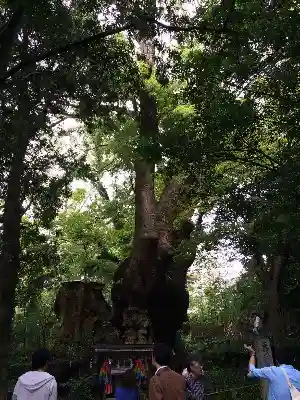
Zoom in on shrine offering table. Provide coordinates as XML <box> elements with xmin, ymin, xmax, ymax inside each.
<box><xmin>94</xmin><ymin>344</ymin><xmax>154</xmax><ymax>399</ymax></box>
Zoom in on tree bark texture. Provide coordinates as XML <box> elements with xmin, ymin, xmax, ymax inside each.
<box><xmin>112</xmin><ymin>118</ymin><xmax>198</xmax><ymax>347</ymax></box>
<box><xmin>250</xmin><ymin>251</ymin><xmax>286</xmax><ymax>345</ymax></box>
<box><xmin>265</xmin><ymin>255</ymin><xmax>285</xmax><ymax>346</ymax></box>
<box><xmin>0</xmin><ymin>135</ymin><xmax>28</xmax><ymax>395</ymax></box>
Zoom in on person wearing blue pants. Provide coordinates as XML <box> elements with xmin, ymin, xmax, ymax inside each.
<box><xmin>115</xmin><ymin>369</ymin><xmax>140</xmax><ymax>400</ymax></box>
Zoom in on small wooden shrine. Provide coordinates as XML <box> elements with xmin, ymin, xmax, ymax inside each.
<box><xmin>94</xmin><ymin>344</ymin><xmax>154</xmax><ymax>399</ymax></box>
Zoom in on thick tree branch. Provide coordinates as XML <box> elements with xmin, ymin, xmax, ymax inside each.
<box><xmin>221</xmin><ymin>0</ymin><xmax>236</xmax><ymax>30</ymax></box>
<box><xmin>195</xmin><ymin>212</ymin><xmax>203</xmax><ymax>231</ymax></box>
<box><xmin>157</xmin><ymin>178</ymin><xmax>183</xmax><ymax>220</ymax></box>
<box><xmin>0</xmin><ymin>17</ymin><xmax>238</xmax><ymax>84</ymax></box>
<box><xmin>156</xmin><ymin>178</ymin><xmax>182</xmax><ymax>253</ymax></box>
<box><xmin>55</xmin><ymin>111</ymin><xmax>80</xmax><ymax>119</ymax></box>
<box><xmin>21</xmin><ymin>191</ymin><xmax>39</xmax><ymax>216</ymax></box>
<box><xmin>0</xmin><ymin>6</ymin><xmax>24</xmax><ymax>75</ymax></box>
<box><xmin>94</xmin><ymin>181</ymin><xmax>110</xmax><ymax>201</ymax></box>
<box><xmin>191</xmin><ymin>148</ymin><xmax>277</xmax><ymax>171</ymax></box>
<box><xmin>144</xmin><ymin>16</ymin><xmax>236</xmax><ymax>35</ymax></box>
<box><xmin>0</xmin><ymin>22</ymin><xmax>136</xmax><ymax>84</ymax></box>
<box><xmin>0</xmin><ymin>7</ymin><xmax>23</xmax><ymax>42</ymax></box>
<box><xmin>49</xmin><ymin>117</ymin><xmax>67</xmax><ymax>129</ymax></box>
<box><xmin>52</xmin><ymin>104</ymin><xmax>129</xmax><ymax>120</ymax></box>
<box><xmin>157</xmin><ymin>174</ymin><xmax>198</xmax><ymax>217</ymax></box>
<box><xmin>156</xmin><ymin>175</ymin><xmax>196</xmax><ymax>253</ymax></box>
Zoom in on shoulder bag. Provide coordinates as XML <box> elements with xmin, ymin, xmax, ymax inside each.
<box><xmin>280</xmin><ymin>367</ymin><xmax>300</xmax><ymax>400</ymax></box>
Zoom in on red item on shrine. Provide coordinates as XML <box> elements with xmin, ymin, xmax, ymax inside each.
<box><xmin>99</xmin><ymin>360</ymin><xmax>113</xmax><ymax>394</ymax></box>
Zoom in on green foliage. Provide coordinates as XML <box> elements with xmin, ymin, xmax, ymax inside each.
<box><xmin>55</xmin><ymin>187</ymin><xmax>133</xmax><ymax>282</ymax></box>
<box><xmin>207</xmin><ymin>367</ymin><xmax>260</xmax><ymax>400</ymax></box>
<box><xmin>188</xmin><ymin>252</ymin><xmax>262</xmax><ymax>331</ymax></box>
<box><xmin>66</xmin><ymin>376</ymin><xmax>94</xmax><ymax>400</ymax></box>
<box><xmin>18</xmin><ymin>219</ymin><xmax>59</xmax><ymax>307</ymax></box>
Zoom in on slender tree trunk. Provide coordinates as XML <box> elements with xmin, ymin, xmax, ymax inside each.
<box><xmin>266</xmin><ymin>255</ymin><xmax>284</xmax><ymax>345</ymax></box>
<box><xmin>248</xmin><ymin>250</ymin><xmax>285</xmax><ymax>344</ymax></box>
<box><xmin>0</xmin><ymin>136</ymin><xmax>28</xmax><ymax>395</ymax></box>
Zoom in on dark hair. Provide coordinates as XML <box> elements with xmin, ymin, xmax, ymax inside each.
<box><xmin>118</xmin><ymin>368</ymin><xmax>137</xmax><ymax>389</ymax></box>
<box><xmin>153</xmin><ymin>343</ymin><xmax>172</xmax><ymax>366</ymax></box>
<box><xmin>32</xmin><ymin>348</ymin><xmax>52</xmax><ymax>370</ymax></box>
<box><xmin>274</xmin><ymin>347</ymin><xmax>297</xmax><ymax>366</ymax></box>
<box><xmin>186</xmin><ymin>352</ymin><xmax>203</xmax><ymax>372</ymax></box>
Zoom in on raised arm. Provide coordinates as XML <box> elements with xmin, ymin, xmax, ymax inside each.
<box><xmin>244</xmin><ymin>345</ymin><xmax>256</xmax><ymax>372</ymax></box>
<box><xmin>244</xmin><ymin>344</ymin><xmax>274</xmax><ymax>380</ymax></box>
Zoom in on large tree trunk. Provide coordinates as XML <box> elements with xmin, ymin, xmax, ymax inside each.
<box><xmin>110</xmin><ymin>1</ymin><xmax>199</xmax><ymax>349</ymax></box>
<box><xmin>0</xmin><ymin>26</ymin><xmax>38</xmax><ymax>392</ymax></box>
<box><xmin>128</xmin><ymin>86</ymin><xmax>159</xmax><ymax>298</ymax></box>
<box><xmin>112</xmin><ymin>151</ymin><xmax>197</xmax><ymax>347</ymax></box>
<box><xmin>54</xmin><ymin>281</ymin><xmax>114</xmax><ymax>351</ymax></box>
<box><xmin>112</xmin><ymin>216</ymin><xmax>195</xmax><ymax>347</ymax></box>
<box><xmin>0</xmin><ymin>137</ymin><xmax>28</xmax><ymax>394</ymax></box>
<box><xmin>116</xmin><ymin>51</ymin><xmax>162</xmax><ymax>345</ymax></box>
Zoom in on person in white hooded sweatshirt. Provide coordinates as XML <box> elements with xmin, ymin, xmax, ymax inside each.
<box><xmin>13</xmin><ymin>348</ymin><xmax>57</xmax><ymax>400</ymax></box>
